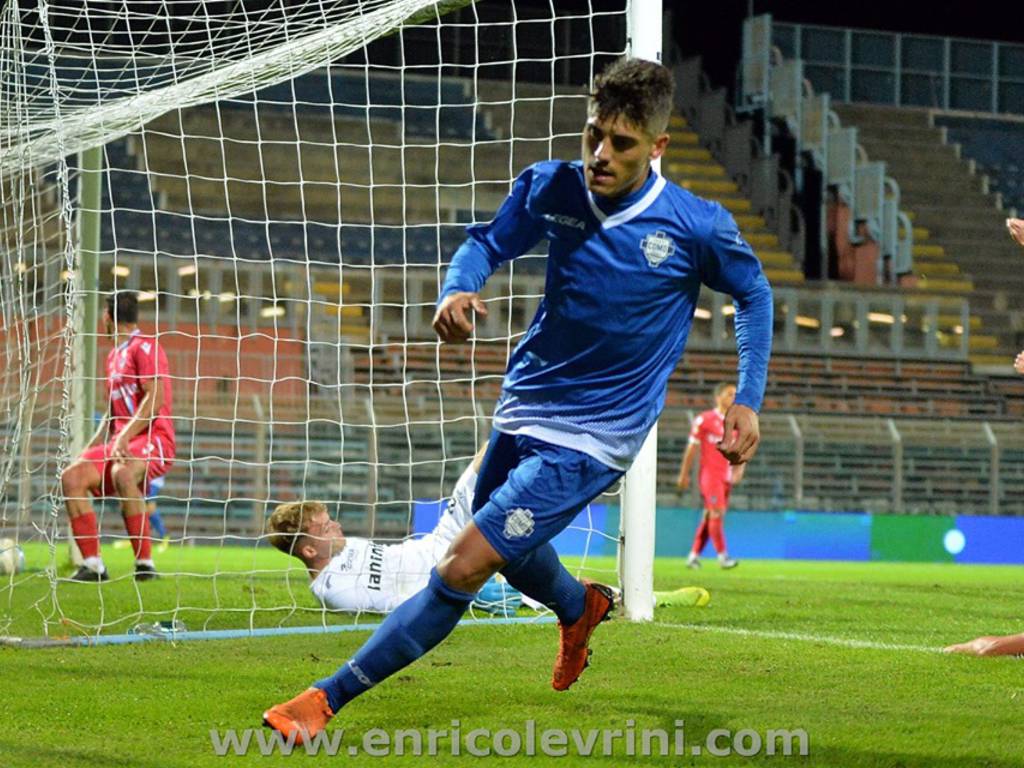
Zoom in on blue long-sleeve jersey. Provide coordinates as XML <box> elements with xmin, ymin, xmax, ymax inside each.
<box><xmin>439</xmin><ymin>160</ymin><xmax>773</xmax><ymax>470</ymax></box>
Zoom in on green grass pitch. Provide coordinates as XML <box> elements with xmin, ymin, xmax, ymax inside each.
<box><xmin>2</xmin><ymin>545</ymin><xmax>1023</xmax><ymax>766</ymax></box>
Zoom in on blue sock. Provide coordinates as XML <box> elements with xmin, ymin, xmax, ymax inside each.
<box><xmin>148</xmin><ymin>510</ymin><xmax>166</xmax><ymax>538</ymax></box>
<box><xmin>314</xmin><ymin>568</ymin><xmax>474</xmax><ymax>712</ymax></box>
<box><xmin>501</xmin><ymin>543</ymin><xmax>585</xmax><ymax>625</ymax></box>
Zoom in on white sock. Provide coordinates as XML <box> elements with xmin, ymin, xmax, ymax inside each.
<box><xmin>83</xmin><ymin>556</ymin><xmax>105</xmax><ymax>573</ymax></box>
<box><xmin>687</xmin><ymin>552</ymin><xmax>699</xmax><ymax>561</ymax></box>
<box><xmin>717</xmin><ymin>552</ymin><xmax>730</xmax><ymax>561</ymax></box>
<box><xmin>136</xmin><ymin>558</ymin><xmax>155</xmax><ymax>568</ymax></box>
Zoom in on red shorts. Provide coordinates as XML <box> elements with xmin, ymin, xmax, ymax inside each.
<box><xmin>699</xmin><ymin>479</ymin><xmax>731</xmax><ymax>511</ymax></box>
<box><xmin>80</xmin><ymin>433</ymin><xmax>175</xmax><ymax>497</ymax></box>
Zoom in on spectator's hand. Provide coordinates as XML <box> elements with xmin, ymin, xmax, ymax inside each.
<box><xmin>432</xmin><ymin>292</ymin><xmax>488</xmax><ymax>343</ymax></box>
<box><xmin>718</xmin><ymin>404</ymin><xmax>760</xmax><ymax>464</ymax></box>
<box><xmin>1015</xmin><ymin>350</ymin><xmax>1024</xmax><ymax>375</ymax></box>
<box><xmin>676</xmin><ymin>474</ymin><xmax>690</xmax><ymax>491</ymax></box>
<box><xmin>1007</xmin><ymin>218</ymin><xmax>1024</xmax><ymax>247</ymax></box>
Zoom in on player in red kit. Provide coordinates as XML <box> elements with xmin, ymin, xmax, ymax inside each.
<box><xmin>677</xmin><ymin>383</ymin><xmax>742</xmax><ymax>569</ymax></box>
<box><xmin>60</xmin><ymin>290</ymin><xmax>175</xmax><ymax>582</ymax></box>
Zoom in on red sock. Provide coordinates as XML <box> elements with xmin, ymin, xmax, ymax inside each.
<box><xmin>123</xmin><ymin>512</ymin><xmax>151</xmax><ymax>561</ymax></box>
<box><xmin>708</xmin><ymin>516</ymin><xmax>727</xmax><ymax>555</ymax></box>
<box><xmin>70</xmin><ymin>513</ymin><xmax>100</xmax><ymax>559</ymax></box>
<box><xmin>691</xmin><ymin>518</ymin><xmax>710</xmax><ymax>555</ymax></box>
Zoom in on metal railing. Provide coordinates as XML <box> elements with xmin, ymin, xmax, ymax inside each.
<box><xmin>661</xmin><ymin>412</ymin><xmax>1024</xmax><ymax>516</ymax></box>
<box><xmin>772</xmin><ymin>20</ymin><xmax>1024</xmax><ymax>115</ymax></box>
<box><xmin>368</xmin><ymin>268</ymin><xmax>971</xmax><ymax>360</ymax></box>
<box><xmin>740</xmin><ymin>15</ymin><xmax>915</xmax><ymax>282</ymax></box>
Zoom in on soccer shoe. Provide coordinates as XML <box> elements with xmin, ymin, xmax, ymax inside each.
<box><xmin>263</xmin><ymin>687</ymin><xmax>335</xmax><ymax>745</ymax></box>
<box><xmin>67</xmin><ymin>565</ymin><xmax>109</xmax><ymax>582</ymax></box>
<box><xmin>686</xmin><ymin>557</ymin><xmax>702</xmax><ymax>570</ymax></box>
<box><xmin>719</xmin><ymin>557</ymin><xmax>739</xmax><ymax>570</ymax></box>
<box><xmin>134</xmin><ymin>562</ymin><xmax>158</xmax><ymax>581</ymax></box>
<box><xmin>551</xmin><ymin>580</ymin><xmax>615</xmax><ymax>691</ymax></box>
<box><xmin>654</xmin><ymin>586</ymin><xmax>711</xmax><ymax>608</ymax></box>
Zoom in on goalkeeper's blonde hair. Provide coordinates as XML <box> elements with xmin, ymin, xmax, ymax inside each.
<box><xmin>267</xmin><ymin>501</ymin><xmax>326</xmax><ymax>555</ymax></box>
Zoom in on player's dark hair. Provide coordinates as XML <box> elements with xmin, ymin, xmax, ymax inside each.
<box><xmin>714</xmin><ymin>382</ymin><xmax>734</xmax><ymax>398</ymax></box>
<box><xmin>590</xmin><ymin>57</ymin><xmax>674</xmax><ymax>135</ymax></box>
<box><xmin>105</xmin><ymin>290</ymin><xmax>139</xmax><ymax>325</ymax></box>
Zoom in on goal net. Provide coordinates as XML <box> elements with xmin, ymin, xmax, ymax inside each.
<box><xmin>0</xmin><ymin>0</ymin><xmax>646</xmax><ymax>643</ymax></box>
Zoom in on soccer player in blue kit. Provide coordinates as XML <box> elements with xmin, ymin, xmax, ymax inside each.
<box><xmin>264</xmin><ymin>57</ymin><xmax>773</xmax><ymax>741</ymax></box>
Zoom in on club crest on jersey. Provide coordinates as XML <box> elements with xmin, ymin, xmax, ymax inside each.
<box><xmin>503</xmin><ymin>508</ymin><xmax>535</xmax><ymax>539</ymax></box>
<box><xmin>640</xmin><ymin>230</ymin><xmax>675</xmax><ymax>268</ymax></box>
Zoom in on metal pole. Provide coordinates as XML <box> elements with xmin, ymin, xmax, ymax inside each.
<box><xmin>789</xmin><ymin>414</ymin><xmax>803</xmax><ymax>504</ymax></box>
<box><xmin>78</xmin><ymin>146</ymin><xmax>103</xmax><ymax>448</ymax></box>
<box><xmin>66</xmin><ymin>145</ymin><xmax>103</xmax><ymax>566</ymax></box>
<box><xmin>887</xmin><ymin>418</ymin><xmax>903</xmax><ymax>514</ymax></box>
<box><xmin>620</xmin><ymin>0</ymin><xmax>662</xmax><ymax>622</ymax></box>
<box><xmin>252</xmin><ymin>395</ymin><xmax>269</xmax><ymax>533</ymax></box>
<box><xmin>983</xmin><ymin>422</ymin><xmax>999</xmax><ymax>516</ymax></box>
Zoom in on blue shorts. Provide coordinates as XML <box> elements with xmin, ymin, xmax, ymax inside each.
<box><xmin>471</xmin><ymin>430</ymin><xmax>624</xmax><ymax>562</ymax></box>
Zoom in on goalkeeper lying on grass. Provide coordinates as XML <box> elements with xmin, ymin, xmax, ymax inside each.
<box><xmin>267</xmin><ymin>448</ymin><xmax>484</xmax><ymax>614</ymax></box>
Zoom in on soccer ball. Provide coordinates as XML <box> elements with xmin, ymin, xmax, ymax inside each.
<box><xmin>0</xmin><ymin>538</ymin><xmax>25</xmax><ymax>575</ymax></box>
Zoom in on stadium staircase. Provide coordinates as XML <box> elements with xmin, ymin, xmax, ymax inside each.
<box><xmin>831</xmin><ymin>103</ymin><xmax>1016</xmax><ymax>367</ymax></box>
<box><xmin>663</xmin><ymin>114</ymin><xmax>805</xmax><ymax>285</ymax></box>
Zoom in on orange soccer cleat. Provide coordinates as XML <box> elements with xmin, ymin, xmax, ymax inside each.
<box><xmin>551</xmin><ymin>580</ymin><xmax>616</xmax><ymax>691</ymax></box>
<box><xmin>262</xmin><ymin>687</ymin><xmax>335</xmax><ymax>744</ymax></box>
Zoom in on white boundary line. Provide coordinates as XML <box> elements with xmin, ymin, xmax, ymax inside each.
<box><xmin>654</xmin><ymin>622</ymin><xmax>943</xmax><ymax>654</ymax></box>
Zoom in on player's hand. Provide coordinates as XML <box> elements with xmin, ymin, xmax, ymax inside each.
<box><xmin>676</xmin><ymin>475</ymin><xmax>690</xmax><ymax>491</ymax></box>
<box><xmin>718</xmin><ymin>404</ymin><xmax>759</xmax><ymax>464</ymax></box>
<box><xmin>1007</xmin><ymin>218</ymin><xmax>1024</xmax><ymax>247</ymax></box>
<box><xmin>111</xmin><ymin>434</ymin><xmax>131</xmax><ymax>461</ymax></box>
<box><xmin>432</xmin><ymin>292</ymin><xmax>488</xmax><ymax>343</ymax></box>
<box><xmin>1015</xmin><ymin>350</ymin><xmax>1024</xmax><ymax>375</ymax></box>
<box><xmin>731</xmin><ymin>463</ymin><xmax>746</xmax><ymax>485</ymax></box>
<box><xmin>943</xmin><ymin>636</ymin><xmax>998</xmax><ymax>656</ymax></box>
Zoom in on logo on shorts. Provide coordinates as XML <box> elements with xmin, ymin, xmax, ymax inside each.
<box><xmin>503</xmin><ymin>508</ymin><xmax>535</xmax><ymax>539</ymax></box>
<box><xmin>640</xmin><ymin>230</ymin><xmax>675</xmax><ymax>268</ymax></box>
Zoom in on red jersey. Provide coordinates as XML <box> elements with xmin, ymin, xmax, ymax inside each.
<box><xmin>689</xmin><ymin>409</ymin><xmax>732</xmax><ymax>485</ymax></box>
<box><xmin>106</xmin><ymin>330</ymin><xmax>175</xmax><ymax>445</ymax></box>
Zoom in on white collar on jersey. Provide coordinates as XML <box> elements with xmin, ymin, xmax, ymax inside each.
<box><xmin>117</xmin><ymin>327</ymin><xmax>141</xmax><ymax>351</ymax></box>
<box><xmin>585</xmin><ymin>172</ymin><xmax>666</xmax><ymax>229</ymax></box>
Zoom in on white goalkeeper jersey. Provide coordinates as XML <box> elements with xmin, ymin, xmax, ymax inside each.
<box><xmin>310</xmin><ymin>465</ymin><xmax>477</xmax><ymax>613</ymax></box>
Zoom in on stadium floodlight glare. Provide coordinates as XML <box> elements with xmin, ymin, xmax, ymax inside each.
<box><xmin>0</xmin><ymin>0</ymin><xmax>657</xmax><ymax>641</ymax></box>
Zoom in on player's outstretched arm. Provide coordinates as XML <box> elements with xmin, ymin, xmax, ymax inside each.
<box><xmin>112</xmin><ymin>378</ymin><xmax>164</xmax><ymax>460</ymax></box>
<box><xmin>700</xmin><ymin>206</ymin><xmax>773</xmax><ymax>465</ymax></box>
<box><xmin>436</xmin><ymin>166</ymin><xmax>545</xmax><ymax>342</ymax></box>
<box><xmin>944</xmin><ymin>632</ymin><xmax>1024</xmax><ymax>656</ymax></box>
<box><xmin>433</xmin><ymin>292</ymin><xmax>489</xmax><ymax>343</ymax></box>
